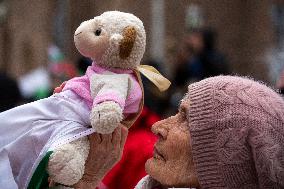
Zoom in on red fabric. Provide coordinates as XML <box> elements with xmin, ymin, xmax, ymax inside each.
<box><xmin>100</xmin><ymin>106</ymin><xmax>159</xmax><ymax>189</ymax></box>
<box><xmin>49</xmin><ymin>61</ymin><xmax>78</xmax><ymax>79</ymax></box>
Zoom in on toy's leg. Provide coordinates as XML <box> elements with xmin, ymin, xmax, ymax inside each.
<box><xmin>47</xmin><ymin>137</ymin><xmax>90</xmax><ymax>186</ymax></box>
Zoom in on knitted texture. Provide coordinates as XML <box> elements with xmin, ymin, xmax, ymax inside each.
<box><xmin>186</xmin><ymin>76</ymin><xmax>284</xmax><ymax>188</ymax></box>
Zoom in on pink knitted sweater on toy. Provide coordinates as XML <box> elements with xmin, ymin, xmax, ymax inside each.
<box><xmin>62</xmin><ymin>62</ymin><xmax>142</xmax><ymax>114</ymax></box>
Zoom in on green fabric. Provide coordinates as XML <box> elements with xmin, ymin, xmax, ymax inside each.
<box><xmin>28</xmin><ymin>151</ymin><xmax>53</xmax><ymax>189</ymax></box>
<box><xmin>34</xmin><ymin>87</ymin><xmax>51</xmax><ymax>100</ymax></box>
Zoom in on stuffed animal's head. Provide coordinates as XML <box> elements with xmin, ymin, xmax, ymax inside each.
<box><xmin>74</xmin><ymin>11</ymin><xmax>146</xmax><ymax>69</ymax></box>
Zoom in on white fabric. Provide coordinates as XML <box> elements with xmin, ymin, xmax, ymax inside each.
<box><xmin>0</xmin><ymin>90</ymin><xmax>93</xmax><ymax>189</ymax></box>
<box><xmin>135</xmin><ymin>175</ymin><xmax>160</xmax><ymax>189</ymax></box>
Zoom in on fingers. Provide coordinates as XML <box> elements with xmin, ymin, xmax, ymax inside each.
<box><xmin>53</xmin><ymin>82</ymin><xmax>66</xmax><ymax>94</ymax></box>
<box><xmin>101</xmin><ymin>133</ymin><xmax>112</xmax><ymax>147</ymax></box>
<box><xmin>111</xmin><ymin>125</ymin><xmax>122</xmax><ymax>147</ymax></box>
<box><xmin>53</xmin><ymin>87</ymin><xmax>61</xmax><ymax>94</ymax></box>
<box><xmin>88</xmin><ymin>132</ymin><xmax>102</xmax><ymax>145</ymax></box>
<box><xmin>88</xmin><ymin>124</ymin><xmax>128</xmax><ymax>149</ymax></box>
<box><xmin>120</xmin><ymin>125</ymin><xmax>128</xmax><ymax>147</ymax></box>
<box><xmin>109</xmin><ymin>124</ymin><xmax>128</xmax><ymax>147</ymax></box>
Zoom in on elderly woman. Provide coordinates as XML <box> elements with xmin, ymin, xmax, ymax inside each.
<box><xmin>71</xmin><ymin>76</ymin><xmax>284</xmax><ymax>189</ymax></box>
<box><xmin>133</xmin><ymin>75</ymin><xmax>284</xmax><ymax>188</ymax></box>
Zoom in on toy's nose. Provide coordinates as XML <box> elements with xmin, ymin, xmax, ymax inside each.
<box><xmin>75</xmin><ymin>31</ymin><xmax>83</xmax><ymax>36</ymax></box>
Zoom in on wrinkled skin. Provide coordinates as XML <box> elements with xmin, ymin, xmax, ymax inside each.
<box><xmin>145</xmin><ymin>100</ymin><xmax>200</xmax><ymax>188</ymax></box>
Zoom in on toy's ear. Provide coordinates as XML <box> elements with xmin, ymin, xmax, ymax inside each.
<box><xmin>119</xmin><ymin>26</ymin><xmax>137</xmax><ymax>59</ymax></box>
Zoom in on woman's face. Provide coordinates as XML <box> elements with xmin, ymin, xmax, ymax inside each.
<box><xmin>145</xmin><ymin>100</ymin><xmax>199</xmax><ymax>187</ymax></box>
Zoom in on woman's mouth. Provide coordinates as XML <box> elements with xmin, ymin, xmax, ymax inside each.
<box><xmin>153</xmin><ymin>146</ymin><xmax>166</xmax><ymax>161</ymax></box>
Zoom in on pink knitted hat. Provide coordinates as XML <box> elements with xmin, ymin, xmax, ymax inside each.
<box><xmin>186</xmin><ymin>76</ymin><xmax>284</xmax><ymax>188</ymax></box>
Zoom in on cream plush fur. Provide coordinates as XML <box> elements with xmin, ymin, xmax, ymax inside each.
<box><xmin>74</xmin><ymin>11</ymin><xmax>146</xmax><ymax>69</ymax></box>
<box><xmin>47</xmin><ymin>11</ymin><xmax>146</xmax><ymax>186</ymax></box>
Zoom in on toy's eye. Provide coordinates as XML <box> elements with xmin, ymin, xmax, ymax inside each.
<box><xmin>95</xmin><ymin>29</ymin><xmax>101</xmax><ymax>36</ymax></box>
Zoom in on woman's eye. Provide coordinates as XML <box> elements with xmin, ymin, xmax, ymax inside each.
<box><xmin>95</xmin><ymin>29</ymin><xmax>101</xmax><ymax>36</ymax></box>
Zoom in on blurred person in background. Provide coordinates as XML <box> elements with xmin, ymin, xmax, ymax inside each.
<box><xmin>200</xmin><ymin>27</ymin><xmax>230</xmax><ymax>78</ymax></box>
<box><xmin>173</xmin><ymin>27</ymin><xmax>229</xmax><ymax>89</ymax></box>
<box><xmin>44</xmin><ymin>45</ymin><xmax>78</xmax><ymax>100</ymax></box>
<box><xmin>173</xmin><ymin>29</ymin><xmax>205</xmax><ymax>89</ymax></box>
<box><xmin>170</xmin><ymin>29</ymin><xmax>205</xmax><ymax>114</ymax></box>
<box><xmin>26</xmin><ymin>61</ymin><xmax>78</xmax><ymax>101</ymax></box>
<box><xmin>170</xmin><ymin>27</ymin><xmax>230</xmax><ymax>114</ymax></box>
<box><xmin>17</xmin><ymin>45</ymin><xmax>78</xmax><ymax>102</ymax></box>
<box><xmin>48</xmin><ymin>61</ymin><xmax>78</xmax><ymax>97</ymax></box>
<box><xmin>142</xmin><ymin>59</ymin><xmax>171</xmax><ymax>117</ymax></box>
<box><xmin>76</xmin><ymin>56</ymin><xmax>92</xmax><ymax>76</ymax></box>
<box><xmin>0</xmin><ymin>72</ymin><xmax>22</xmax><ymax>112</ymax></box>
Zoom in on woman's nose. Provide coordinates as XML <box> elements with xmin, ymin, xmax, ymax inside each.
<box><xmin>151</xmin><ymin>120</ymin><xmax>168</xmax><ymax>140</ymax></box>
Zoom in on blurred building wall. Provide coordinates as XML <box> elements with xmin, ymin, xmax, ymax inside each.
<box><xmin>0</xmin><ymin>0</ymin><xmax>55</xmax><ymax>78</ymax></box>
<box><xmin>0</xmin><ymin>0</ymin><xmax>9</xmax><ymax>73</ymax></box>
<box><xmin>0</xmin><ymin>25</ymin><xmax>5</xmax><ymax>71</ymax></box>
<box><xmin>155</xmin><ymin>0</ymin><xmax>274</xmax><ymax>83</ymax></box>
<box><xmin>196</xmin><ymin>0</ymin><xmax>273</xmax><ymax>82</ymax></box>
<box><xmin>0</xmin><ymin>0</ymin><xmax>279</xmax><ymax>84</ymax></box>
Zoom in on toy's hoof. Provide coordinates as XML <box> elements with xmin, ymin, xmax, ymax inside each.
<box><xmin>47</xmin><ymin>145</ymin><xmax>85</xmax><ymax>186</ymax></box>
<box><xmin>91</xmin><ymin>101</ymin><xmax>123</xmax><ymax>134</ymax></box>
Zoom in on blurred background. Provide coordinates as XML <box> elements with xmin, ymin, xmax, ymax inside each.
<box><xmin>0</xmin><ymin>0</ymin><xmax>284</xmax><ymax>116</ymax></box>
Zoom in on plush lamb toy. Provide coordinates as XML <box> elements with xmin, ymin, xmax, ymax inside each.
<box><xmin>47</xmin><ymin>11</ymin><xmax>171</xmax><ymax>186</ymax></box>
<box><xmin>0</xmin><ymin>11</ymin><xmax>170</xmax><ymax>188</ymax></box>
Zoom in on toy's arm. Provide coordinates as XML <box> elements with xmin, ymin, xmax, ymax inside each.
<box><xmin>90</xmin><ymin>73</ymin><xmax>130</xmax><ymax>134</ymax></box>
<box><xmin>91</xmin><ymin>73</ymin><xmax>130</xmax><ymax>110</ymax></box>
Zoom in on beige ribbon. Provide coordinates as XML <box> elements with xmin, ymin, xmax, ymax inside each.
<box><xmin>137</xmin><ymin>65</ymin><xmax>171</xmax><ymax>92</ymax></box>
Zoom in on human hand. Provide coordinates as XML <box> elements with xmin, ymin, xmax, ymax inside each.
<box><xmin>53</xmin><ymin>81</ymin><xmax>66</xmax><ymax>94</ymax></box>
<box><xmin>73</xmin><ymin>124</ymin><xmax>128</xmax><ymax>189</ymax></box>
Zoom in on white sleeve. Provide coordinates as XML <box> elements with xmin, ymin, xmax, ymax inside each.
<box><xmin>90</xmin><ymin>73</ymin><xmax>130</xmax><ymax>109</ymax></box>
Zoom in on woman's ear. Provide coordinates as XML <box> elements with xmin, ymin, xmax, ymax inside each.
<box><xmin>119</xmin><ymin>26</ymin><xmax>137</xmax><ymax>59</ymax></box>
